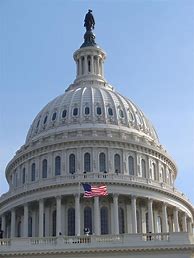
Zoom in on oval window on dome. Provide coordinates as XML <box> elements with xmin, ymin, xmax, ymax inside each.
<box><xmin>119</xmin><ymin>109</ymin><xmax>124</xmax><ymax>118</ymax></box>
<box><xmin>43</xmin><ymin>115</ymin><xmax>48</xmax><ymax>124</ymax></box>
<box><xmin>97</xmin><ymin>107</ymin><xmax>102</xmax><ymax>115</ymax></box>
<box><xmin>62</xmin><ymin>109</ymin><xmax>67</xmax><ymax>118</ymax></box>
<box><xmin>85</xmin><ymin>107</ymin><xmax>90</xmax><ymax>115</ymax></box>
<box><xmin>108</xmin><ymin>107</ymin><xmax>113</xmax><ymax>116</ymax></box>
<box><xmin>73</xmin><ymin>107</ymin><xmax>78</xmax><ymax>116</ymax></box>
<box><xmin>52</xmin><ymin>112</ymin><xmax>57</xmax><ymax>121</ymax></box>
<box><xmin>37</xmin><ymin>119</ymin><xmax>40</xmax><ymax>128</ymax></box>
<box><xmin>129</xmin><ymin>111</ymin><xmax>134</xmax><ymax>121</ymax></box>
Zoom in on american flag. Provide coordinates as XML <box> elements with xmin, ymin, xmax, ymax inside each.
<box><xmin>82</xmin><ymin>183</ymin><xmax>108</xmax><ymax>198</ymax></box>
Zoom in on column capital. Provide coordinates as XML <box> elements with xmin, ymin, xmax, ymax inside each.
<box><xmin>162</xmin><ymin>202</ymin><xmax>167</xmax><ymax>207</ymax></box>
<box><xmin>56</xmin><ymin>195</ymin><xmax>61</xmax><ymax>200</ymax></box>
<box><xmin>74</xmin><ymin>193</ymin><xmax>80</xmax><ymax>199</ymax></box>
<box><xmin>113</xmin><ymin>193</ymin><xmax>119</xmax><ymax>199</ymax></box>
<box><xmin>131</xmin><ymin>195</ymin><xmax>137</xmax><ymax>201</ymax></box>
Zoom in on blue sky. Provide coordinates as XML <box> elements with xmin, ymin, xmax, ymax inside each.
<box><xmin>0</xmin><ymin>0</ymin><xmax>194</xmax><ymax>203</ymax></box>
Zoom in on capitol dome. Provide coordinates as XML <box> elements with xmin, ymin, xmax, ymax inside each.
<box><xmin>26</xmin><ymin>81</ymin><xmax>159</xmax><ymax>145</ymax></box>
<box><xmin>0</xmin><ymin>10</ymin><xmax>193</xmax><ymax>258</ymax></box>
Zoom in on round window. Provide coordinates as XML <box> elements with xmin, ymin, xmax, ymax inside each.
<box><xmin>52</xmin><ymin>112</ymin><xmax>57</xmax><ymax>121</ymax></box>
<box><xmin>119</xmin><ymin>110</ymin><xmax>124</xmax><ymax>118</ymax></box>
<box><xmin>108</xmin><ymin>107</ymin><xmax>113</xmax><ymax>116</ymax></box>
<box><xmin>97</xmin><ymin>107</ymin><xmax>102</xmax><ymax>115</ymax></box>
<box><xmin>73</xmin><ymin>108</ymin><xmax>78</xmax><ymax>116</ymax></box>
<box><xmin>43</xmin><ymin>116</ymin><xmax>48</xmax><ymax>124</ymax></box>
<box><xmin>62</xmin><ymin>109</ymin><xmax>67</xmax><ymax>118</ymax></box>
<box><xmin>85</xmin><ymin>107</ymin><xmax>90</xmax><ymax>115</ymax></box>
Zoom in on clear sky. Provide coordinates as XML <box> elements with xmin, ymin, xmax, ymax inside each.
<box><xmin>0</xmin><ymin>0</ymin><xmax>194</xmax><ymax>204</ymax></box>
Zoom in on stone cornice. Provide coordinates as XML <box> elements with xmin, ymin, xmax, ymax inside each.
<box><xmin>0</xmin><ymin>177</ymin><xmax>193</xmax><ymax>217</ymax></box>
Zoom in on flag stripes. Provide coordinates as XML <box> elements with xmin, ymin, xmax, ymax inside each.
<box><xmin>82</xmin><ymin>183</ymin><xmax>108</xmax><ymax>198</ymax></box>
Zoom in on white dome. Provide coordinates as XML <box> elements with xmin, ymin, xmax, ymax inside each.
<box><xmin>26</xmin><ymin>82</ymin><xmax>159</xmax><ymax>144</ymax></box>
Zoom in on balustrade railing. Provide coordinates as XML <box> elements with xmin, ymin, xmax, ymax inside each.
<box><xmin>0</xmin><ymin>232</ymin><xmax>193</xmax><ymax>251</ymax></box>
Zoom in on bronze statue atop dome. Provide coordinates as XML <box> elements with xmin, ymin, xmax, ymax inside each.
<box><xmin>81</xmin><ymin>10</ymin><xmax>97</xmax><ymax>48</ymax></box>
<box><xmin>84</xmin><ymin>9</ymin><xmax>95</xmax><ymax>31</ymax></box>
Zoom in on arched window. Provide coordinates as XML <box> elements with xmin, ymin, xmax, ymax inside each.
<box><xmin>81</xmin><ymin>57</ymin><xmax>84</xmax><ymax>75</ymax></box>
<box><xmin>17</xmin><ymin>221</ymin><xmax>21</xmax><ymax>237</ymax></box>
<box><xmin>22</xmin><ymin>168</ymin><xmax>26</xmax><ymax>184</ymax></box>
<box><xmin>37</xmin><ymin>119</ymin><xmax>40</xmax><ymax>128</ymax></box>
<box><xmin>31</xmin><ymin>163</ymin><xmax>36</xmax><ymax>181</ymax></box>
<box><xmin>141</xmin><ymin>159</ymin><xmax>146</xmax><ymax>178</ymax></box>
<box><xmin>101</xmin><ymin>207</ymin><xmax>109</xmax><ymax>234</ymax></box>
<box><xmin>136</xmin><ymin>210</ymin><xmax>141</xmax><ymax>233</ymax></box>
<box><xmin>128</xmin><ymin>156</ymin><xmax>134</xmax><ymax>175</ymax></box>
<box><xmin>62</xmin><ymin>109</ymin><xmax>67</xmax><ymax>118</ymax></box>
<box><xmin>42</xmin><ymin>159</ymin><xmax>47</xmax><ymax>178</ymax></box>
<box><xmin>28</xmin><ymin>217</ymin><xmax>32</xmax><ymax>237</ymax></box>
<box><xmin>52</xmin><ymin>210</ymin><xmax>56</xmax><ymax>236</ymax></box>
<box><xmin>108</xmin><ymin>107</ymin><xmax>113</xmax><ymax>116</ymax></box>
<box><xmin>84</xmin><ymin>207</ymin><xmax>92</xmax><ymax>234</ymax></box>
<box><xmin>119</xmin><ymin>207</ymin><xmax>125</xmax><ymax>234</ymax></box>
<box><xmin>87</xmin><ymin>56</ymin><xmax>91</xmax><ymax>72</ymax></box>
<box><xmin>146</xmin><ymin>212</ymin><xmax>149</xmax><ymax>233</ymax></box>
<box><xmin>73</xmin><ymin>108</ymin><xmax>78</xmax><ymax>116</ymax></box>
<box><xmin>85</xmin><ymin>107</ymin><xmax>90</xmax><ymax>115</ymax></box>
<box><xmin>119</xmin><ymin>109</ymin><xmax>124</xmax><ymax>118</ymax></box>
<box><xmin>99</xmin><ymin>153</ymin><xmax>106</xmax><ymax>172</ymax></box>
<box><xmin>55</xmin><ymin>156</ymin><xmax>61</xmax><ymax>176</ymax></box>
<box><xmin>68</xmin><ymin>208</ymin><xmax>75</xmax><ymax>236</ymax></box>
<box><xmin>114</xmin><ymin>154</ymin><xmax>121</xmax><ymax>173</ymax></box>
<box><xmin>152</xmin><ymin>163</ymin><xmax>157</xmax><ymax>180</ymax></box>
<box><xmin>97</xmin><ymin>107</ymin><xmax>102</xmax><ymax>115</ymax></box>
<box><xmin>69</xmin><ymin>154</ymin><xmax>75</xmax><ymax>174</ymax></box>
<box><xmin>84</xmin><ymin>153</ymin><xmax>91</xmax><ymax>172</ymax></box>
<box><xmin>43</xmin><ymin>115</ymin><xmax>48</xmax><ymax>124</ymax></box>
<box><xmin>52</xmin><ymin>112</ymin><xmax>57</xmax><ymax>121</ymax></box>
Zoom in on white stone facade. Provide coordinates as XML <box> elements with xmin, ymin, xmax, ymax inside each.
<box><xmin>0</xmin><ymin>11</ymin><xmax>194</xmax><ymax>258</ymax></box>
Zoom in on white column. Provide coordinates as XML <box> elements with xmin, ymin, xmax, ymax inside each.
<box><xmin>11</xmin><ymin>209</ymin><xmax>16</xmax><ymax>238</ymax></box>
<box><xmin>75</xmin><ymin>194</ymin><xmax>80</xmax><ymax>236</ymax></box>
<box><xmin>1</xmin><ymin>214</ymin><xmax>6</xmax><ymax>237</ymax></box>
<box><xmin>94</xmin><ymin>197</ymin><xmax>100</xmax><ymax>235</ymax></box>
<box><xmin>56</xmin><ymin>196</ymin><xmax>62</xmax><ymax>236</ymax></box>
<box><xmin>126</xmin><ymin>203</ymin><xmax>132</xmax><ymax>233</ymax></box>
<box><xmin>162</xmin><ymin>202</ymin><xmax>168</xmax><ymax>233</ymax></box>
<box><xmin>44</xmin><ymin>207</ymin><xmax>50</xmax><ymax>237</ymax></box>
<box><xmin>76</xmin><ymin>60</ymin><xmax>79</xmax><ymax>76</ymax></box>
<box><xmin>154</xmin><ymin>210</ymin><xmax>159</xmax><ymax>233</ymax></box>
<box><xmin>84</xmin><ymin>56</ymin><xmax>88</xmax><ymax>75</ymax></box>
<box><xmin>23</xmin><ymin>204</ymin><xmax>29</xmax><ymax>237</ymax></box>
<box><xmin>39</xmin><ymin>199</ymin><xmax>44</xmax><ymax>237</ymax></box>
<box><xmin>182</xmin><ymin>213</ymin><xmax>187</xmax><ymax>232</ymax></box>
<box><xmin>113</xmin><ymin>194</ymin><xmax>119</xmax><ymax>234</ymax></box>
<box><xmin>173</xmin><ymin>208</ymin><xmax>179</xmax><ymax>232</ymax></box>
<box><xmin>188</xmin><ymin>218</ymin><xmax>192</xmax><ymax>233</ymax></box>
<box><xmin>148</xmin><ymin>199</ymin><xmax>154</xmax><ymax>233</ymax></box>
<box><xmin>131</xmin><ymin>196</ymin><xmax>137</xmax><ymax>233</ymax></box>
<box><xmin>101</xmin><ymin>60</ymin><xmax>104</xmax><ymax>77</ymax></box>
<box><xmin>96</xmin><ymin>56</ymin><xmax>100</xmax><ymax>74</ymax></box>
